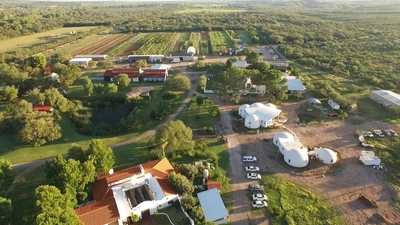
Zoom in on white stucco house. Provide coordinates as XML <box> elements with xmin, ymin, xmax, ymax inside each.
<box><xmin>239</xmin><ymin>103</ymin><xmax>282</xmax><ymax>129</ymax></box>
<box><xmin>273</xmin><ymin>132</ymin><xmax>309</xmax><ymax>168</ymax></box>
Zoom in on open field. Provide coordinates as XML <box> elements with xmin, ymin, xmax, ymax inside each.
<box><xmin>71</xmin><ymin>34</ymin><xmax>117</xmax><ymax>55</ymax></box>
<box><xmin>0</xmin><ymin>26</ymin><xmax>95</xmax><ymax>53</ymax></box>
<box><xmin>175</xmin><ymin>8</ymin><xmax>246</xmax><ymax>14</ymax></box>
<box><xmin>209</xmin><ymin>31</ymin><xmax>235</xmax><ymax>53</ymax></box>
<box><xmin>90</xmin><ymin>34</ymin><xmax>133</xmax><ymax>55</ymax></box>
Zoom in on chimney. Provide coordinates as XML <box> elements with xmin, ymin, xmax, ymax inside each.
<box><xmin>139</xmin><ymin>164</ymin><xmax>144</xmax><ymax>174</ymax></box>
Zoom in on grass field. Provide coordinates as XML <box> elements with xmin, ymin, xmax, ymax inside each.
<box><xmin>175</xmin><ymin>8</ymin><xmax>246</xmax><ymax>14</ymax></box>
<box><xmin>251</xmin><ymin>173</ymin><xmax>349</xmax><ymax>224</ymax></box>
<box><xmin>0</xmin><ymin>26</ymin><xmax>95</xmax><ymax>53</ymax></box>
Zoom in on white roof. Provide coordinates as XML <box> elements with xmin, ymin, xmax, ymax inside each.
<box><xmin>74</xmin><ymin>55</ymin><xmax>106</xmax><ymax>58</ymax></box>
<box><xmin>371</xmin><ymin>90</ymin><xmax>400</xmax><ymax>107</ymax></box>
<box><xmin>286</xmin><ymin>78</ymin><xmax>306</xmax><ymax>91</ymax></box>
<box><xmin>197</xmin><ymin>188</ymin><xmax>229</xmax><ymax>222</ymax></box>
<box><xmin>361</xmin><ymin>150</ymin><xmax>375</xmax><ymax>157</ymax></box>
<box><xmin>150</xmin><ymin>64</ymin><xmax>171</xmax><ymax>70</ymax></box>
<box><xmin>187</xmin><ymin>46</ymin><xmax>196</xmax><ymax>54</ymax></box>
<box><xmin>233</xmin><ymin>60</ymin><xmax>250</xmax><ymax>68</ymax></box>
<box><xmin>244</xmin><ymin>104</ymin><xmax>281</xmax><ymax>122</ymax></box>
<box><xmin>69</xmin><ymin>58</ymin><xmax>92</xmax><ymax>62</ymax></box>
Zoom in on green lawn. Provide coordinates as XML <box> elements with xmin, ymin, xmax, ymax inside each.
<box><xmin>0</xmin><ymin>87</ymin><xmax>187</xmax><ymax>164</ymax></box>
<box><xmin>250</xmin><ymin>173</ymin><xmax>349</xmax><ymax>225</ymax></box>
<box><xmin>175</xmin><ymin>8</ymin><xmax>246</xmax><ymax>14</ymax></box>
<box><xmin>8</xmin><ymin>165</ymin><xmax>48</xmax><ymax>225</ymax></box>
<box><xmin>175</xmin><ymin>97</ymin><xmax>219</xmax><ymax>133</ymax></box>
<box><xmin>0</xmin><ymin>26</ymin><xmax>96</xmax><ymax>53</ymax></box>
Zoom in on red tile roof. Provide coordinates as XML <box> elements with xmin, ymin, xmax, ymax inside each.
<box><xmin>143</xmin><ymin>69</ymin><xmax>167</xmax><ymax>78</ymax></box>
<box><xmin>207</xmin><ymin>181</ymin><xmax>222</xmax><ymax>191</ymax></box>
<box><xmin>104</xmin><ymin>68</ymin><xmax>140</xmax><ymax>78</ymax></box>
<box><xmin>75</xmin><ymin>158</ymin><xmax>178</xmax><ymax>225</ymax></box>
<box><xmin>33</xmin><ymin>106</ymin><xmax>53</xmax><ymax>112</ymax></box>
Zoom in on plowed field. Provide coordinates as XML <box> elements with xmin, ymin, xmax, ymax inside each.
<box><xmin>173</xmin><ymin>41</ymin><xmax>181</xmax><ymax>51</ymax></box>
<box><xmin>119</xmin><ymin>43</ymin><xmax>144</xmax><ymax>56</ymax></box>
<box><xmin>91</xmin><ymin>34</ymin><xmax>133</xmax><ymax>55</ymax></box>
<box><xmin>201</xmin><ymin>32</ymin><xmax>209</xmax><ymax>41</ymax></box>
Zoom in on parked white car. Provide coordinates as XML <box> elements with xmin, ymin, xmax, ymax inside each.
<box><xmin>245</xmin><ymin>166</ymin><xmax>260</xmax><ymax>172</ymax></box>
<box><xmin>390</xmin><ymin>130</ymin><xmax>398</xmax><ymax>137</ymax></box>
<box><xmin>252</xmin><ymin>193</ymin><xmax>268</xmax><ymax>201</ymax></box>
<box><xmin>374</xmin><ymin>130</ymin><xmax>385</xmax><ymax>137</ymax></box>
<box><xmin>363</xmin><ymin>131</ymin><xmax>374</xmax><ymax>138</ymax></box>
<box><xmin>252</xmin><ymin>200</ymin><xmax>268</xmax><ymax>208</ymax></box>
<box><xmin>243</xmin><ymin>156</ymin><xmax>257</xmax><ymax>162</ymax></box>
<box><xmin>247</xmin><ymin>173</ymin><xmax>261</xmax><ymax>180</ymax></box>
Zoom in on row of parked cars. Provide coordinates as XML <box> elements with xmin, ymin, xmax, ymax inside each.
<box><xmin>363</xmin><ymin>130</ymin><xmax>398</xmax><ymax>138</ymax></box>
<box><xmin>242</xmin><ymin>156</ymin><xmax>268</xmax><ymax>208</ymax></box>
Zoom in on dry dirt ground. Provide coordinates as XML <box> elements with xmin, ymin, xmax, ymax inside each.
<box><xmin>211</xmin><ymin>96</ymin><xmax>400</xmax><ymax>225</ymax></box>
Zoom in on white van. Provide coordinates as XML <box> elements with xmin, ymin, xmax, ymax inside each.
<box><xmin>243</xmin><ymin>156</ymin><xmax>257</xmax><ymax>162</ymax></box>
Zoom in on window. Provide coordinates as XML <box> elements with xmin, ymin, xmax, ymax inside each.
<box><xmin>168</xmin><ymin>200</ymin><xmax>173</xmax><ymax>205</ymax></box>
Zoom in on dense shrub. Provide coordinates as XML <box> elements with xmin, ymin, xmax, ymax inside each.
<box><xmin>150</xmin><ymin>100</ymin><xmax>172</xmax><ymax>120</ymax></box>
<box><xmin>179</xmin><ymin>164</ymin><xmax>198</xmax><ymax>181</ymax></box>
<box><xmin>162</xmin><ymin>91</ymin><xmax>179</xmax><ymax>101</ymax></box>
<box><xmin>180</xmin><ymin>193</ymin><xmax>198</xmax><ymax>212</ymax></box>
<box><xmin>167</xmin><ymin>172</ymin><xmax>194</xmax><ymax>195</ymax></box>
<box><xmin>189</xmin><ymin>205</ymin><xmax>205</xmax><ymax>224</ymax></box>
<box><xmin>201</xmin><ymin>127</ymin><xmax>215</xmax><ymax>135</ymax></box>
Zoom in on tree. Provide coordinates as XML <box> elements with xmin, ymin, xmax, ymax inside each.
<box><xmin>115</xmin><ymin>73</ymin><xmax>130</xmax><ymax>89</ymax></box>
<box><xmin>190</xmin><ymin>205</ymin><xmax>205</xmax><ymax>223</ymax></box>
<box><xmin>246</xmin><ymin>51</ymin><xmax>260</xmax><ymax>64</ymax></box>
<box><xmin>82</xmin><ymin>77</ymin><xmax>93</xmax><ymax>96</ymax></box>
<box><xmin>106</xmin><ymin>83</ymin><xmax>118</xmax><ymax>93</ymax></box>
<box><xmin>250</xmin><ymin>61</ymin><xmax>270</xmax><ymax>73</ymax></box>
<box><xmin>44</xmin><ymin>87</ymin><xmax>68</xmax><ymax>110</ymax></box>
<box><xmin>0</xmin><ymin>197</ymin><xmax>12</xmax><ymax>225</ymax></box>
<box><xmin>86</xmin><ymin>139</ymin><xmax>115</xmax><ymax>175</ymax></box>
<box><xmin>88</xmin><ymin>60</ymin><xmax>96</xmax><ymax>68</ymax></box>
<box><xmin>50</xmin><ymin>52</ymin><xmax>72</xmax><ymax>64</ymax></box>
<box><xmin>154</xmin><ymin>120</ymin><xmax>194</xmax><ymax>152</ymax></box>
<box><xmin>179</xmin><ymin>164</ymin><xmax>198</xmax><ymax>181</ymax></box>
<box><xmin>167</xmin><ymin>172</ymin><xmax>195</xmax><ymax>194</ymax></box>
<box><xmin>168</xmin><ymin>74</ymin><xmax>190</xmax><ymax>91</ymax></box>
<box><xmin>125</xmin><ymin>110</ymin><xmax>143</xmax><ymax>131</ymax></box>
<box><xmin>133</xmin><ymin>59</ymin><xmax>148</xmax><ymax>68</ymax></box>
<box><xmin>58</xmin><ymin>65</ymin><xmax>81</xmax><ymax>88</ymax></box>
<box><xmin>44</xmin><ymin>155</ymin><xmax>96</xmax><ymax>205</ymax></box>
<box><xmin>25</xmin><ymin>87</ymin><xmax>45</xmax><ymax>105</ymax></box>
<box><xmin>208</xmin><ymin>105</ymin><xmax>219</xmax><ymax>117</ymax></box>
<box><xmin>196</xmin><ymin>96</ymin><xmax>205</xmax><ymax>107</ymax></box>
<box><xmin>226</xmin><ymin>59</ymin><xmax>233</xmax><ymax>68</ymax></box>
<box><xmin>0</xmin><ymin>159</ymin><xmax>13</xmax><ymax>196</ymax></box>
<box><xmin>150</xmin><ymin>100</ymin><xmax>172</xmax><ymax>120</ymax></box>
<box><xmin>33</xmin><ymin>185</ymin><xmax>82</xmax><ymax>225</ymax></box>
<box><xmin>198</xmin><ymin>75</ymin><xmax>207</xmax><ymax>90</ymax></box>
<box><xmin>0</xmin><ymin>63</ymin><xmax>29</xmax><ymax>86</ymax></box>
<box><xmin>27</xmin><ymin>54</ymin><xmax>46</xmax><ymax>68</ymax></box>
<box><xmin>214</xmin><ymin>67</ymin><xmax>247</xmax><ymax>100</ymax></box>
<box><xmin>18</xmin><ymin>112</ymin><xmax>62</xmax><ymax>146</ymax></box>
<box><xmin>264</xmin><ymin>70</ymin><xmax>288</xmax><ymax>101</ymax></box>
<box><xmin>93</xmin><ymin>83</ymin><xmax>105</xmax><ymax>95</ymax></box>
<box><xmin>180</xmin><ymin>193</ymin><xmax>197</xmax><ymax>211</ymax></box>
<box><xmin>0</xmin><ymin>86</ymin><xmax>18</xmax><ymax>101</ymax></box>
<box><xmin>67</xmin><ymin>144</ymin><xmax>87</xmax><ymax>163</ymax></box>
<box><xmin>97</xmin><ymin>59</ymin><xmax>114</xmax><ymax>69</ymax></box>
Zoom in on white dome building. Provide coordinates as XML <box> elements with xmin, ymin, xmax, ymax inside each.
<box><xmin>187</xmin><ymin>46</ymin><xmax>196</xmax><ymax>55</ymax></box>
<box><xmin>238</xmin><ymin>104</ymin><xmax>250</xmax><ymax>118</ymax></box>
<box><xmin>264</xmin><ymin>103</ymin><xmax>276</xmax><ymax>109</ymax></box>
<box><xmin>284</xmin><ymin>149</ymin><xmax>310</xmax><ymax>168</ymax></box>
<box><xmin>245</xmin><ymin>114</ymin><xmax>260</xmax><ymax>129</ymax></box>
<box><xmin>239</xmin><ymin>102</ymin><xmax>282</xmax><ymax>129</ymax></box>
<box><xmin>273</xmin><ymin>132</ymin><xmax>309</xmax><ymax>168</ymax></box>
<box><xmin>314</xmin><ymin>147</ymin><xmax>338</xmax><ymax>164</ymax></box>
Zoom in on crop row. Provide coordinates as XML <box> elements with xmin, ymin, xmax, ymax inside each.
<box><xmin>105</xmin><ymin>33</ymin><xmax>149</xmax><ymax>56</ymax></box>
<box><xmin>200</xmin><ymin>41</ymin><xmax>209</xmax><ymax>55</ymax></box>
<box><xmin>71</xmin><ymin>35</ymin><xmax>117</xmax><ymax>55</ymax></box>
<box><xmin>90</xmin><ymin>34</ymin><xmax>133</xmax><ymax>55</ymax></box>
<box><xmin>209</xmin><ymin>31</ymin><xmax>235</xmax><ymax>53</ymax></box>
<box><xmin>135</xmin><ymin>32</ymin><xmax>180</xmax><ymax>55</ymax></box>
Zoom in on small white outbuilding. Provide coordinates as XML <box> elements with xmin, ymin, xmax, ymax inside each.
<box><xmin>187</xmin><ymin>46</ymin><xmax>196</xmax><ymax>55</ymax></box>
<box><xmin>314</xmin><ymin>147</ymin><xmax>338</xmax><ymax>164</ymax></box>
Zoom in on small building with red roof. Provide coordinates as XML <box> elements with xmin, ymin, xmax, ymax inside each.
<box><xmin>33</xmin><ymin>105</ymin><xmax>53</xmax><ymax>112</ymax></box>
<box><xmin>143</xmin><ymin>69</ymin><xmax>168</xmax><ymax>82</ymax></box>
<box><xmin>74</xmin><ymin>158</ymin><xmax>180</xmax><ymax>225</ymax></box>
<box><xmin>103</xmin><ymin>68</ymin><xmax>168</xmax><ymax>83</ymax></box>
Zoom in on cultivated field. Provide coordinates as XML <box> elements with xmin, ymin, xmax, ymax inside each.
<box><xmin>175</xmin><ymin>8</ymin><xmax>246</xmax><ymax>14</ymax></box>
<box><xmin>0</xmin><ymin>26</ymin><xmax>95</xmax><ymax>53</ymax></box>
<box><xmin>209</xmin><ymin>31</ymin><xmax>235</xmax><ymax>53</ymax></box>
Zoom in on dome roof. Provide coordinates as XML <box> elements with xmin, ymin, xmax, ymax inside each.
<box><xmin>314</xmin><ymin>147</ymin><xmax>337</xmax><ymax>164</ymax></box>
<box><xmin>239</xmin><ymin>104</ymin><xmax>251</xmax><ymax>117</ymax></box>
<box><xmin>284</xmin><ymin>149</ymin><xmax>309</xmax><ymax>168</ymax></box>
<box><xmin>273</xmin><ymin>132</ymin><xmax>294</xmax><ymax>147</ymax></box>
<box><xmin>246</xmin><ymin>114</ymin><xmax>259</xmax><ymax>122</ymax></box>
<box><xmin>250</xmin><ymin>102</ymin><xmax>264</xmax><ymax>108</ymax></box>
<box><xmin>264</xmin><ymin>103</ymin><xmax>276</xmax><ymax>109</ymax></box>
<box><xmin>187</xmin><ymin>46</ymin><xmax>196</xmax><ymax>54</ymax></box>
<box><xmin>245</xmin><ymin>114</ymin><xmax>260</xmax><ymax>129</ymax></box>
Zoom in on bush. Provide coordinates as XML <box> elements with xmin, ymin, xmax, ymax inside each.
<box><xmin>162</xmin><ymin>91</ymin><xmax>179</xmax><ymax>101</ymax></box>
<box><xmin>168</xmin><ymin>74</ymin><xmax>190</xmax><ymax>91</ymax></box>
<box><xmin>190</xmin><ymin>205</ymin><xmax>205</xmax><ymax>223</ymax></box>
<box><xmin>201</xmin><ymin>127</ymin><xmax>215</xmax><ymax>135</ymax></box>
<box><xmin>180</xmin><ymin>193</ymin><xmax>198</xmax><ymax>211</ymax></box>
<box><xmin>179</xmin><ymin>164</ymin><xmax>198</xmax><ymax>181</ymax></box>
<box><xmin>167</xmin><ymin>172</ymin><xmax>194</xmax><ymax>194</ymax></box>
<box><xmin>198</xmin><ymin>75</ymin><xmax>207</xmax><ymax>90</ymax></box>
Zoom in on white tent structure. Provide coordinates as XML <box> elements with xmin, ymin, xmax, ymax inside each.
<box><xmin>273</xmin><ymin>132</ymin><xmax>309</xmax><ymax>168</ymax></box>
<box><xmin>314</xmin><ymin>147</ymin><xmax>338</xmax><ymax>164</ymax></box>
<box><xmin>239</xmin><ymin>103</ymin><xmax>281</xmax><ymax>129</ymax></box>
<box><xmin>359</xmin><ymin>151</ymin><xmax>381</xmax><ymax>165</ymax></box>
<box><xmin>187</xmin><ymin>46</ymin><xmax>196</xmax><ymax>54</ymax></box>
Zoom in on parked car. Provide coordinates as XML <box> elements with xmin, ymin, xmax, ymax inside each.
<box><xmin>374</xmin><ymin>130</ymin><xmax>385</xmax><ymax>137</ymax></box>
<box><xmin>248</xmin><ymin>184</ymin><xmax>264</xmax><ymax>192</ymax></box>
<box><xmin>245</xmin><ymin>166</ymin><xmax>260</xmax><ymax>172</ymax></box>
<box><xmin>247</xmin><ymin>173</ymin><xmax>262</xmax><ymax>180</ymax></box>
<box><xmin>390</xmin><ymin>130</ymin><xmax>398</xmax><ymax>137</ymax></box>
<box><xmin>252</xmin><ymin>200</ymin><xmax>268</xmax><ymax>208</ymax></box>
<box><xmin>363</xmin><ymin>131</ymin><xmax>374</xmax><ymax>138</ymax></box>
<box><xmin>252</xmin><ymin>193</ymin><xmax>268</xmax><ymax>201</ymax></box>
<box><xmin>243</xmin><ymin>156</ymin><xmax>257</xmax><ymax>162</ymax></box>
<box><xmin>381</xmin><ymin>130</ymin><xmax>390</xmax><ymax>136</ymax></box>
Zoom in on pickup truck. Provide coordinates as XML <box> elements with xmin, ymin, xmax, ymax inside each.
<box><xmin>248</xmin><ymin>184</ymin><xmax>264</xmax><ymax>192</ymax></box>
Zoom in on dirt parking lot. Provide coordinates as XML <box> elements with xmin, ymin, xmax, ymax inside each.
<box><xmin>214</xmin><ymin>97</ymin><xmax>400</xmax><ymax>225</ymax></box>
